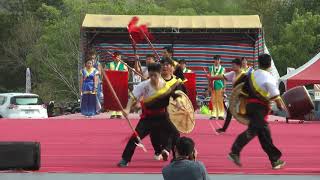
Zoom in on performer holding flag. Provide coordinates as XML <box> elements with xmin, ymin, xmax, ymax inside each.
<box><xmin>126</xmin><ymin>17</ymin><xmax>187</xmax><ymax>162</ymax></box>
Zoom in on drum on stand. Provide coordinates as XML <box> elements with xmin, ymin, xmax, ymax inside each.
<box><xmin>281</xmin><ymin>86</ymin><xmax>314</xmax><ymax>119</ymax></box>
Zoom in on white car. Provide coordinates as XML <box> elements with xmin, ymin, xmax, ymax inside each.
<box><xmin>0</xmin><ymin>93</ymin><xmax>48</xmax><ymax>119</ymax></box>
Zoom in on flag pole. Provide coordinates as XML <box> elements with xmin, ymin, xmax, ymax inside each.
<box><xmin>101</xmin><ymin>69</ymin><xmax>146</xmax><ymax>152</ymax></box>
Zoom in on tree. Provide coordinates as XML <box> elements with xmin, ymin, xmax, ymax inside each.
<box><xmin>271</xmin><ymin>10</ymin><xmax>320</xmax><ymax>76</ymax></box>
<box><xmin>27</xmin><ymin>6</ymin><xmax>81</xmax><ymax>101</ymax></box>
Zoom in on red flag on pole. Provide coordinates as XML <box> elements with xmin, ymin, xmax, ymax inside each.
<box><xmin>127</xmin><ymin>16</ymin><xmax>154</xmax><ymax>44</ymax></box>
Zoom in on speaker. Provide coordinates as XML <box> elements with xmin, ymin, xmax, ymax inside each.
<box><xmin>0</xmin><ymin>142</ymin><xmax>40</xmax><ymax>170</ymax></box>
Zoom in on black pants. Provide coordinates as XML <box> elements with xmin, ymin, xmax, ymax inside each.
<box><xmin>150</xmin><ymin>123</ymin><xmax>180</xmax><ymax>156</ymax></box>
<box><xmin>221</xmin><ymin>107</ymin><xmax>232</xmax><ymax>131</ymax></box>
<box><xmin>121</xmin><ymin>113</ymin><xmax>174</xmax><ymax>162</ymax></box>
<box><xmin>231</xmin><ymin>103</ymin><xmax>282</xmax><ymax>163</ymax></box>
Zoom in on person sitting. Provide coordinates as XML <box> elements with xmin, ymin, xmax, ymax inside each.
<box><xmin>162</xmin><ymin>137</ymin><xmax>210</xmax><ymax>180</ymax></box>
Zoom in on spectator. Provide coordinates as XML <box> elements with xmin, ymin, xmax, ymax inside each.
<box><xmin>80</xmin><ymin>57</ymin><xmax>100</xmax><ymax>117</ymax></box>
<box><xmin>162</xmin><ymin>137</ymin><xmax>210</xmax><ymax>180</ymax></box>
<box><xmin>47</xmin><ymin>101</ymin><xmax>55</xmax><ymax>117</ymax></box>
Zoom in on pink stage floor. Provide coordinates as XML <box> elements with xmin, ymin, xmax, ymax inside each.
<box><xmin>1</xmin><ymin>115</ymin><xmax>320</xmax><ymax>175</ymax></box>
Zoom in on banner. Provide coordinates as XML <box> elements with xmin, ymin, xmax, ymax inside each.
<box><xmin>184</xmin><ymin>72</ymin><xmax>197</xmax><ymax>109</ymax></box>
<box><xmin>103</xmin><ymin>70</ymin><xmax>128</xmax><ymax>111</ymax></box>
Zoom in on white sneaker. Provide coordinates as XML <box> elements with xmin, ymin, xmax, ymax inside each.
<box><xmin>153</xmin><ymin>154</ymin><xmax>163</xmax><ymax>161</ymax></box>
<box><xmin>161</xmin><ymin>149</ymin><xmax>170</xmax><ymax>161</ymax></box>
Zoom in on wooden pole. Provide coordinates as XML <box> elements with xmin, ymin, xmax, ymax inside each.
<box><xmin>101</xmin><ymin>69</ymin><xmax>146</xmax><ymax>152</ymax></box>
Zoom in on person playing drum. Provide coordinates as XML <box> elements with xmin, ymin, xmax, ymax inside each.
<box><xmin>228</xmin><ymin>54</ymin><xmax>286</xmax><ymax>170</ymax></box>
<box><xmin>117</xmin><ymin>63</ymin><xmax>185</xmax><ymax>167</ymax></box>
<box><xmin>150</xmin><ymin>58</ymin><xmax>187</xmax><ymax>161</ymax></box>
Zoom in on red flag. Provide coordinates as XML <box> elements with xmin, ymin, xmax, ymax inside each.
<box><xmin>184</xmin><ymin>72</ymin><xmax>198</xmax><ymax>110</ymax></box>
<box><xmin>103</xmin><ymin>70</ymin><xmax>128</xmax><ymax>111</ymax></box>
<box><xmin>127</xmin><ymin>16</ymin><xmax>154</xmax><ymax>43</ymax></box>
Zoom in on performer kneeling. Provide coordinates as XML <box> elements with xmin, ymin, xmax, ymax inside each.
<box><xmin>228</xmin><ymin>54</ymin><xmax>286</xmax><ymax>170</ymax></box>
<box><xmin>118</xmin><ymin>63</ymin><xmax>184</xmax><ymax>167</ymax></box>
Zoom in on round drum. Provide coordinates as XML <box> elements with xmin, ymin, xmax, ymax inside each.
<box><xmin>229</xmin><ymin>83</ymin><xmax>250</xmax><ymax>125</ymax></box>
<box><xmin>281</xmin><ymin>86</ymin><xmax>314</xmax><ymax>118</ymax></box>
<box><xmin>167</xmin><ymin>90</ymin><xmax>195</xmax><ymax>133</ymax></box>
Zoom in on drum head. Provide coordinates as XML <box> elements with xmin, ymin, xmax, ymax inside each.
<box><xmin>167</xmin><ymin>90</ymin><xmax>195</xmax><ymax>133</ymax></box>
<box><xmin>229</xmin><ymin>83</ymin><xmax>250</xmax><ymax>125</ymax></box>
<box><xmin>281</xmin><ymin>86</ymin><xmax>314</xmax><ymax>118</ymax></box>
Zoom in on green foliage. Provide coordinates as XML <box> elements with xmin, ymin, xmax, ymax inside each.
<box><xmin>271</xmin><ymin>10</ymin><xmax>320</xmax><ymax>75</ymax></box>
<box><xmin>35</xmin><ymin>3</ymin><xmax>62</xmax><ymax>24</ymax></box>
<box><xmin>1</xmin><ymin>0</ymin><xmax>320</xmax><ymax>102</ymax></box>
<box><xmin>27</xmin><ymin>2</ymin><xmax>81</xmax><ymax>102</ymax></box>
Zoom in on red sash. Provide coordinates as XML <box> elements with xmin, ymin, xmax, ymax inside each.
<box><xmin>103</xmin><ymin>70</ymin><xmax>128</xmax><ymax>111</ymax></box>
<box><xmin>247</xmin><ymin>98</ymin><xmax>271</xmax><ymax>122</ymax></box>
<box><xmin>140</xmin><ymin>101</ymin><xmax>166</xmax><ymax>119</ymax></box>
<box><xmin>184</xmin><ymin>72</ymin><xmax>197</xmax><ymax>109</ymax></box>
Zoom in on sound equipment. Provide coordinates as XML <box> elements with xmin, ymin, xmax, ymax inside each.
<box><xmin>0</xmin><ymin>142</ymin><xmax>40</xmax><ymax>170</ymax></box>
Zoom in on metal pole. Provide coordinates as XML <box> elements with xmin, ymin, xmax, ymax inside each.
<box><xmin>26</xmin><ymin>68</ymin><xmax>31</xmax><ymax>93</ymax></box>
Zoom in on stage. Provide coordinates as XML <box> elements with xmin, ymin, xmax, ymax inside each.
<box><xmin>1</xmin><ymin>114</ymin><xmax>320</xmax><ymax>176</ymax></box>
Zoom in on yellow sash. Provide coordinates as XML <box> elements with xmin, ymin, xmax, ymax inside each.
<box><xmin>144</xmin><ymin>77</ymin><xmax>182</xmax><ymax>103</ymax></box>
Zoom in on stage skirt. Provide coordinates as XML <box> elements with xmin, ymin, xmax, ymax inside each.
<box><xmin>81</xmin><ymin>94</ymin><xmax>97</xmax><ymax>116</ymax></box>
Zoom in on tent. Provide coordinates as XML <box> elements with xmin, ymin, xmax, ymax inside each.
<box><xmin>280</xmin><ymin>52</ymin><xmax>320</xmax><ymax>90</ymax></box>
<box><xmin>264</xmin><ymin>44</ymin><xmax>280</xmax><ymax>81</ymax></box>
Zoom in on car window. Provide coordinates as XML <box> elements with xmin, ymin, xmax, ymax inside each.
<box><xmin>10</xmin><ymin>96</ymin><xmax>43</xmax><ymax>105</ymax></box>
<box><xmin>0</xmin><ymin>96</ymin><xmax>6</xmax><ymax>105</ymax></box>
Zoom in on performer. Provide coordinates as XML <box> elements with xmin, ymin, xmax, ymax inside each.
<box><xmin>105</xmin><ymin>51</ymin><xmax>128</xmax><ymax>119</ymax></box>
<box><xmin>162</xmin><ymin>46</ymin><xmax>185</xmax><ymax>80</ymax></box>
<box><xmin>134</xmin><ymin>54</ymin><xmax>156</xmax><ymax>80</ymax></box>
<box><xmin>79</xmin><ymin>57</ymin><xmax>100</xmax><ymax>117</ymax></box>
<box><xmin>228</xmin><ymin>54</ymin><xmax>285</xmax><ymax>170</ymax></box>
<box><xmin>241</xmin><ymin>57</ymin><xmax>253</xmax><ymax>73</ymax></box>
<box><xmin>117</xmin><ymin>63</ymin><xmax>185</xmax><ymax>167</ymax></box>
<box><xmin>89</xmin><ymin>50</ymin><xmax>103</xmax><ymax>108</ymax></box>
<box><xmin>132</xmin><ymin>54</ymin><xmax>156</xmax><ymax>111</ymax></box>
<box><xmin>179</xmin><ymin>59</ymin><xmax>192</xmax><ymax>73</ymax></box>
<box><xmin>151</xmin><ymin>57</ymin><xmax>186</xmax><ymax>161</ymax></box>
<box><xmin>208</xmin><ymin>55</ymin><xmax>225</xmax><ymax>120</ymax></box>
<box><xmin>207</xmin><ymin>58</ymin><xmax>245</xmax><ymax>133</ymax></box>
